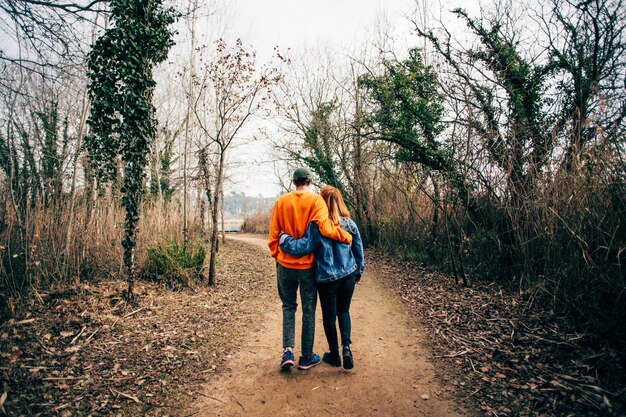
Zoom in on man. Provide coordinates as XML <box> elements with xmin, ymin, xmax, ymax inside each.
<box><xmin>268</xmin><ymin>167</ymin><xmax>352</xmax><ymax>370</ymax></box>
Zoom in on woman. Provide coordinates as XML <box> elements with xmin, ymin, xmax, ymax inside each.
<box><xmin>279</xmin><ymin>185</ymin><xmax>365</xmax><ymax>369</ymax></box>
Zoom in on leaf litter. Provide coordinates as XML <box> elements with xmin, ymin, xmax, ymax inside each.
<box><xmin>368</xmin><ymin>249</ymin><xmax>626</xmax><ymax>417</ymax></box>
<box><xmin>0</xmin><ymin>239</ymin><xmax>275</xmax><ymax>416</ymax></box>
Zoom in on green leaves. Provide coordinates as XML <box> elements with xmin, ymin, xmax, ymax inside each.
<box><xmin>86</xmin><ymin>0</ymin><xmax>176</xmax><ymax>296</ymax></box>
<box><xmin>358</xmin><ymin>48</ymin><xmax>450</xmax><ymax>173</ymax></box>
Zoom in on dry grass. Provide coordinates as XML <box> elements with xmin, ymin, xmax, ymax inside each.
<box><xmin>368</xmin><ymin>152</ymin><xmax>626</xmax><ymax>345</ymax></box>
<box><xmin>0</xmin><ymin>195</ymin><xmax>207</xmax><ymax>320</ymax></box>
<box><xmin>0</xmin><ymin>239</ymin><xmax>275</xmax><ymax>416</ymax></box>
<box><xmin>241</xmin><ymin>210</ymin><xmax>271</xmax><ymax>235</ymax></box>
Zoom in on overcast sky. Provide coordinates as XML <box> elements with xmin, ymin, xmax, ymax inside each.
<box><xmin>224</xmin><ymin>0</ymin><xmax>408</xmax><ymax>197</ymax></box>
<box><xmin>237</xmin><ymin>0</ymin><xmax>412</xmax><ymax>51</ymax></box>
<box><xmin>184</xmin><ymin>0</ymin><xmax>481</xmax><ymax>198</ymax></box>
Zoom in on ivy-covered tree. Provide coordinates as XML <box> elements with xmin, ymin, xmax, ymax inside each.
<box><xmin>416</xmin><ymin>10</ymin><xmax>555</xmax><ymax>201</ymax></box>
<box><xmin>85</xmin><ymin>0</ymin><xmax>175</xmax><ymax>298</ymax></box>
<box><xmin>358</xmin><ymin>48</ymin><xmax>450</xmax><ymax>173</ymax></box>
<box><xmin>291</xmin><ymin>101</ymin><xmax>349</xmax><ymax>197</ymax></box>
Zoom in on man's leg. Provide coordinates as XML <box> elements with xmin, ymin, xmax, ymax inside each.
<box><xmin>276</xmin><ymin>264</ymin><xmax>299</xmax><ymax>350</ymax></box>
<box><xmin>298</xmin><ymin>267</ymin><xmax>317</xmax><ymax>358</ymax></box>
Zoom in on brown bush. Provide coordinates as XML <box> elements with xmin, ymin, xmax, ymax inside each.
<box><xmin>241</xmin><ymin>210</ymin><xmax>271</xmax><ymax>234</ymax></box>
<box><xmin>0</xmin><ymin>193</ymin><xmax>205</xmax><ymax>320</ymax></box>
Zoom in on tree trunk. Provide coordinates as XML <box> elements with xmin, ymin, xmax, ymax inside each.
<box><xmin>199</xmin><ymin>190</ymin><xmax>206</xmax><ymax>232</ymax></box>
<box><xmin>183</xmin><ymin>118</ymin><xmax>189</xmax><ymax>246</ymax></box>
<box><xmin>122</xmin><ymin>161</ymin><xmax>142</xmax><ymax>300</ymax></box>
<box><xmin>182</xmin><ymin>0</ymin><xmax>198</xmax><ymax>247</ymax></box>
<box><xmin>64</xmin><ymin>94</ymin><xmax>89</xmax><ymax>258</ymax></box>
<box><xmin>352</xmin><ymin>89</ymin><xmax>374</xmax><ymax>244</ymax></box>
<box><xmin>430</xmin><ymin>174</ymin><xmax>440</xmax><ymax>242</ymax></box>
<box><xmin>208</xmin><ymin>152</ymin><xmax>224</xmax><ymax>286</ymax></box>
<box><xmin>220</xmin><ymin>186</ymin><xmax>225</xmax><ymax>244</ymax></box>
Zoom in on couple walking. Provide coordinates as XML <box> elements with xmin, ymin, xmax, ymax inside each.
<box><xmin>268</xmin><ymin>167</ymin><xmax>365</xmax><ymax>371</ymax></box>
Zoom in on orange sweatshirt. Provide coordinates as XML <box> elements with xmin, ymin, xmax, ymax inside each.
<box><xmin>268</xmin><ymin>190</ymin><xmax>353</xmax><ymax>269</ymax></box>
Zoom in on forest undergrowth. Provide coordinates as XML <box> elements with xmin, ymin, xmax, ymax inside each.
<box><xmin>369</xmin><ymin>249</ymin><xmax>626</xmax><ymax>417</ymax></box>
<box><xmin>0</xmin><ymin>239</ymin><xmax>275</xmax><ymax>416</ymax></box>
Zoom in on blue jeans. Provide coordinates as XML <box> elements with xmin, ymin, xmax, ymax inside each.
<box><xmin>317</xmin><ymin>272</ymin><xmax>357</xmax><ymax>352</ymax></box>
<box><xmin>276</xmin><ymin>264</ymin><xmax>317</xmax><ymax>356</ymax></box>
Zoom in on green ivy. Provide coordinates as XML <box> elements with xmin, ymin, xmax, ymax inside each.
<box><xmin>358</xmin><ymin>48</ymin><xmax>450</xmax><ymax>172</ymax></box>
<box><xmin>85</xmin><ymin>0</ymin><xmax>176</xmax><ymax>297</ymax></box>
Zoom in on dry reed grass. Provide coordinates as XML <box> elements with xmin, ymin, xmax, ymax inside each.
<box><xmin>0</xmin><ymin>193</ymin><xmax>205</xmax><ymax>320</ymax></box>
<box><xmin>241</xmin><ymin>210</ymin><xmax>271</xmax><ymax>234</ymax></box>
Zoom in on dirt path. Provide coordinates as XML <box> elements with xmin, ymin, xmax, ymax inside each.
<box><xmin>188</xmin><ymin>234</ymin><xmax>466</xmax><ymax>417</ymax></box>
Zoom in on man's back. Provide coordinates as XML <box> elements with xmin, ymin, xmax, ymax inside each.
<box><xmin>275</xmin><ymin>191</ymin><xmax>322</xmax><ymax>237</ymax></box>
<box><xmin>268</xmin><ymin>190</ymin><xmax>351</xmax><ymax>269</ymax></box>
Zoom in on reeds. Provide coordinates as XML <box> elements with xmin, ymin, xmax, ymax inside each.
<box><xmin>241</xmin><ymin>210</ymin><xmax>271</xmax><ymax>234</ymax></box>
<box><xmin>0</xmin><ymin>192</ymin><xmax>205</xmax><ymax>319</ymax></box>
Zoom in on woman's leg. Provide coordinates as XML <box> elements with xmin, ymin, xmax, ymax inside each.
<box><xmin>317</xmin><ymin>280</ymin><xmax>340</xmax><ymax>353</ymax></box>
<box><xmin>336</xmin><ymin>273</ymin><xmax>357</xmax><ymax>347</ymax></box>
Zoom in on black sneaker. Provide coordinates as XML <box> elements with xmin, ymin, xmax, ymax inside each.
<box><xmin>342</xmin><ymin>345</ymin><xmax>354</xmax><ymax>369</ymax></box>
<box><xmin>323</xmin><ymin>351</ymin><xmax>341</xmax><ymax>367</ymax></box>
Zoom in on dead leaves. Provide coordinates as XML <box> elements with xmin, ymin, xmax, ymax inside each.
<box><xmin>0</xmin><ymin>240</ymin><xmax>276</xmax><ymax>416</ymax></box>
<box><xmin>368</xmin><ymin>250</ymin><xmax>625</xmax><ymax>417</ymax></box>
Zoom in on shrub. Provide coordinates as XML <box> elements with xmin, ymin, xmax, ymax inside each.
<box><xmin>241</xmin><ymin>210</ymin><xmax>271</xmax><ymax>234</ymax></box>
<box><xmin>145</xmin><ymin>239</ymin><xmax>206</xmax><ymax>286</ymax></box>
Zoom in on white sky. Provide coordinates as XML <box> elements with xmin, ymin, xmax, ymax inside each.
<box><xmin>236</xmin><ymin>0</ymin><xmax>411</xmax><ymax>52</ymax></box>
<box><xmin>165</xmin><ymin>0</ymin><xmax>482</xmax><ymax>198</ymax></box>
<box><xmin>221</xmin><ymin>0</ymin><xmax>414</xmax><ymax>197</ymax></box>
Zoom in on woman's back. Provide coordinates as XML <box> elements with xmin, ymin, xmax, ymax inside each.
<box><xmin>279</xmin><ymin>217</ymin><xmax>365</xmax><ymax>283</ymax></box>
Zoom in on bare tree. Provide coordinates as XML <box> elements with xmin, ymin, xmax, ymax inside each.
<box><xmin>192</xmin><ymin>38</ymin><xmax>281</xmax><ymax>285</ymax></box>
<box><xmin>0</xmin><ymin>0</ymin><xmax>105</xmax><ymax>83</ymax></box>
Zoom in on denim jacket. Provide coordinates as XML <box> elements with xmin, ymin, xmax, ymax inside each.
<box><xmin>279</xmin><ymin>218</ymin><xmax>365</xmax><ymax>283</ymax></box>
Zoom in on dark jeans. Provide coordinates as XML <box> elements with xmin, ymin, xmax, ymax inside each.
<box><xmin>276</xmin><ymin>264</ymin><xmax>317</xmax><ymax>357</ymax></box>
<box><xmin>317</xmin><ymin>272</ymin><xmax>357</xmax><ymax>352</ymax></box>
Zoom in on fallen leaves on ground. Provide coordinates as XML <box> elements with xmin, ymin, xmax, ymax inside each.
<box><xmin>368</xmin><ymin>250</ymin><xmax>626</xmax><ymax>417</ymax></box>
<box><xmin>0</xmin><ymin>239</ymin><xmax>275</xmax><ymax>416</ymax></box>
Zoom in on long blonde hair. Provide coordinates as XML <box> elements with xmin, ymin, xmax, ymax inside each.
<box><xmin>320</xmin><ymin>185</ymin><xmax>350</xmax><ymax>225</ymax></box>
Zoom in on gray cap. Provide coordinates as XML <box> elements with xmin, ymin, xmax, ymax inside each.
<box><xmin>292</xmin><ymin>166</ymin><xmax>313</xmax><ymax>181</ymax></box>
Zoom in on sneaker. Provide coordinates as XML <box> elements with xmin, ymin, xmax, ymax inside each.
<box><xmin>280</xmin><ymin>348</ymin><xmax>295</xmax><ymax>370</ymax></box>
<box><xmin>323</xmin><ymin>351</ymin><xmax>341</xmax><ymax>367</ymax></box>
<box><xmin>297</xmin><ymin>353</ymin><xmax>321</xmax><ymax>370</ymax></box>
<box><xmin>342</xmin><ymin>345</ymin><xmax>354</xmax><ymax>370</ymax></box>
